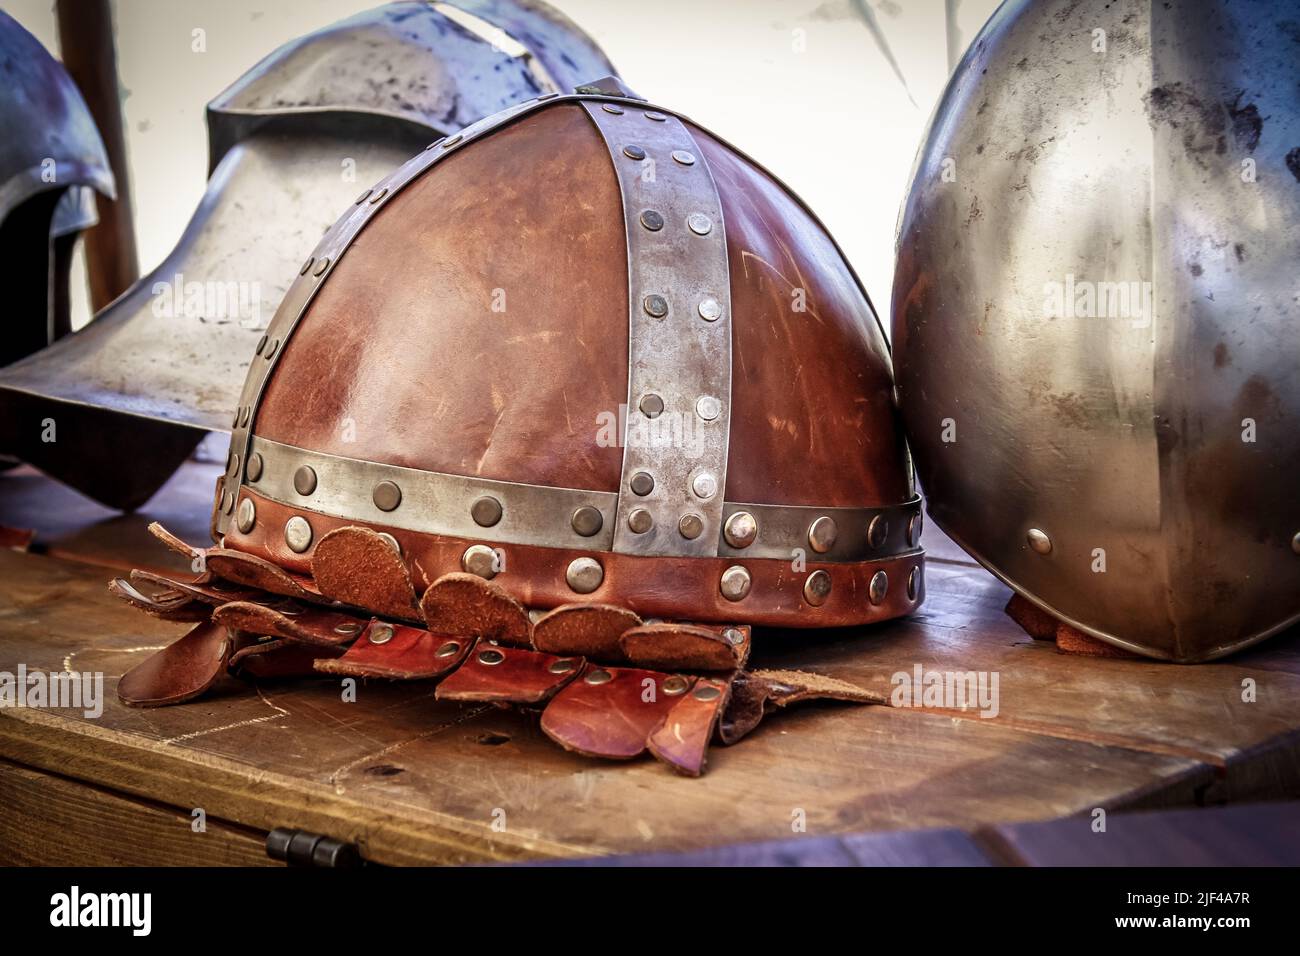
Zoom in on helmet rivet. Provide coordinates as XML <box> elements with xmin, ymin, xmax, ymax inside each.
<box><xmin>245</xmin><ymin>452</ymin><xmax>264</xmax><ymax>482</ymax></box>
<box><xmin>724</xmin><ymin>511</ymin><xmax>757</xmax><ymax>549</ymax></box>
<box><xmin>236</xmin><ymin>497</ymin><xmax>256</xmax><ymax>534</ymax></box>
<box><xmin>221</xmin><ymin>491</ymin><xmax>234</xmax><ymax>514</ymax></box>
<box><xmin>628</xmin><ymin>508</ymin><xmax>653</xmax><ymax>534</ymax></box>
<box><xmin>687</xmin><ymin>212</ymin><xmax>713</xmax><ymax>235</ymax></box>
<box><xmin>284</xmin><ymin>516</ymin><xmax>313</xmax><ymax>553</ymax></box>
<box><xmin>723</xmin><ymin>627</ymin><xmax>745</xmax><ymax>645</ymax></box>
<box><xmin>255</xmin><ymin>334</ymin><xmax>268</xmax><ymax>355</ymax></box>
<box><xmin>671</xmin><ymin>149</ymin><xmax>696</xmax><ymax>166</ymax></box>
<box><xmin>698</xmin><ymin>297</ymin><xmax>722</xmax><ymax>322</ymax></box>
<box><xmin>693</xmin><ymin>684</ymin><xmax>721</xmax><ymax>702</ymax></box>
<box><xmin>478</xmin><ymin>648</ymin><xmax>505</xmax><ymax>665</ymax></box>
<box><xmin>720</xmin><ymin>566</ymin><xmax>751</xmax><ymax>602</ymax></box>
<box><xmin>622</xmin><ymin>143</ymin><xmax>645</xmax><ymax>160</ymax></box>
<box><xmin>867</xmin><ymin>514</ymin><xmax>889</xmax><ymax>550</ymax></box>
<box><xmin>548</xmin><ymin>658</ymin><xmax>577</xmax><ymax>674</ymax></box>
<box><xmin>333</xmin><ymin>621</ymin><xmax>362</xmax><ymax>637</ymax></box>
<box><xmin>644</xmin><ymin>111</ymin><xmax>668</xmax><ymax>122</ymax></box>
<box><xmin>312</xmin><ymin>257</ymin><xmax>330</xmax><ymax>277</ymax></box>
<box><xmin>377</xmin><ymin>532</ymin><xmax>401</xmax><ymax>555</ymax></box>
<box><xmin>264</xmin><ymin>339</ymin><xmax>279</xmax><ymax>360</ymax></box>
<box><xmin>1027</xmin><ymin>528</ymin><xmax>1053</xmax><ymax>555</ymax></box>
<box><xmin>909</xmin><ymin>512</ymin><xmax>924</xmax><ymax>547</ymax></box>
<box><xmin>695</xmin><ymin>395</ymin><xmax>721</xmax><ymax>421</ymax></box>
<box><xmin>566</xmin><ymin>557</ymin><xmax>604</xmax><ymax>594</ymax></box>
<box><xmin>678</xmin><ymin>514</ymin><xmax>704</xmax><ymax>540</ymax></box>
<box><xmin>585</xmin><ymin>668</ymin><xmax>613</xmax><ymax>685</ymax></box>
<box><xmin>369</xmin><ymin>624</ymin><xmax>394</xmax><ymax>645</ymax></box>
<box><xmin>368</xmin><ymin>187</ymin><xmax>388</xmax><ymax>204</ymax></box>
<box><xmin>630</xmin><ymin>471</ymin><xmax>655</xmax><ymax>496</ymax></box>
<box><xmin>293</xmin><ymin>465</ymin><xmax>317</xmax><ymax>496</ymax></box>
<box><xmin>603</xmin><ymin>104</ymin><xmax>625</xmax><ymax>115</ymax></box>
<box><xmin>442</xmin><ymin>133</ymin><xmax>463</xmax><ymax>148</ymax></box>
<box><xmin>869</xmin><ymin>570</ymin><xmax>889</xmax><ymax>606</ymax></box>
<box><xmin>692</xmin><ymin>473</ymin><xmax>718</xmax><ymax>499</ymax></box>
<box><xmin>803</xmin><ymin>569</ymin><xmax>832</xmax><ymax>606</ymax></box>
<box><xmin>240</xmin><ymin>406</ymin><xmax>251</xmax><ymax>427</ymax></box>
<box><xmin>354</xmin><ymin>188</ymin><xmax>372</xmax><ymax>203</ymax></box>
<box><xmin>639</xmin><ymin>393</ymin><xmax>665</xmax><ymax>418</ymax></box>
<box><xmin>808</xmin><ymin>516</ymin><xmax>838</xmax><ymax>553</ymax></box>
<box><xmin>298</xmin><ymin>258</ymin><xmax>314</xmax><ymax>276</ymax></box>
<box><xmin>640</xmin><ymin>209</ymin><xmax>665</xmax><ymax>231</ymax></box>
<box><xmin>571</xmin><ymin>506</ymin><xmax>603</xmax><ymax>537</ymax></box>
<box><xmin>435</xmin><ymin>640</ymin><xmax>462</xmax><ymax>659</ymax></box>
<box><xmin>373</xmin><ymin>480</ymin><xmax>402</xmax><ymax>512</ymax></box>
<box><xmin>662</xmin><ymin>675</ymin><xmax>689</xmax><ymax>696</ymax></box>
<box><xmin>907</xmin><ymin>566</ymin><xmax>920</xmax><ymax>601</ymax></box>
<box><xmin>643</xmin><ymin>294</ymin><xmax>669</xmax><ymax>318</ymax></box>
<box><xmin>471</xmin><ymin>495</ymin><xmax>503</xmax><ymax>527</ymax></box>
<box><xmin>462</xmin><ymin>545</ymin><xmax>499</xmax><ymax>579</ymax></box>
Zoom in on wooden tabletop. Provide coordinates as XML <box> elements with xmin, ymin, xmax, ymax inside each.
<box><xmin>1</xmin><ymin>462</ymin><xmax>1297</xmax><ymax>865</ymax></box>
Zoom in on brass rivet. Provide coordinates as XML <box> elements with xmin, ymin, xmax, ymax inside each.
<box><xmin>378</xmin><ymin>532</ymin><xmax>401</xmax><ymax>555</ymax></box>
<box><xmin>602</xmin><ymin>104</ymin><xmax>625</xmax><ymax>115</ymax></box>
<box><xmin>227</xmin><ymin>452</ymin><xmax>240</xmax><ymax>476</ymax></box>
<box><xmin>720</xmin><ymin>566</ymin><xmax>751</xmax><ymax>602</ymax></box>
<box><xmin>639</xmin><ymin>393</ymin><xmax>664</xmax><ymax>418</ymax></box>
<box><xmin>478</xmin><ymin>648</ymin><xmax>505</xmax><ymax>665</ymax></box>
<box><xmin>240</xmin><ymin>406</ymin><xmax>251</xmax><ymax>427</ymax></box>
<box><xmin>643</xmin><ymin>294</ymin><xmax>669</xmax><ymax>318</ymax></box>
<box><xmin>571</xmin><ymin>506</ymin><xmax>603</xmax><ymax>537</ymax></box>
<box><xmin>622</xmin><ymin>143</ymin><xmax>645</xmax><ymax>159</ymax></box>
<box><xmin>333</xmin><ymin>621</ymin><xmax>362</xmax><ymax>636</ymax></box>
<box><xmin>461</xmin><ymin>545</ymin><xmax>499</xmax><ymax>580</ymax></box>
<box><xmin>231</xmin><ymin>408</ymin><xmax>241</xmax><ymax>428</ymax></box>
<box><xmin>671</xmin><ymin>149</ymin><xmax>696</xmax><ymax>166</ymax></box>
<box><xmin>907</xmin><ymin>566</ymin><xmax>920</xmax><ymax>601</ymax></box>
<box><xmin>313</xmin><ymin>256</ymin><xmax>330</xmax><ymax>276</ymax></box>
<box><xmin>695</xmin><ymin>395</ymin><xmax>721</xmax><ymax>421</ymax></box>
<box><xmin>678</xmin><ymin>513</ymin><xmax>704</xmax><ymax>540</ymax></box>
<box><xmin>867</xmin><ymin>514</ymin><xmax>889</xmax><ymax>550</ymax></box>
<box><xmin>724</xmin><ymin>511</ymin><xmax>757</xmax><ymax>549</ymax></box>
<box><xmin>691</xmin><ymin>473</ymin><xmax>717</xmax><ymax>499</ymax></box>
<box><xmin>548</xmin><ymin>658</ymin><xmax>577</xmax><ymax>675</ymax></box>
<box><xmin>471</xmin><ymin>495</ymin><xmax>503</xmax><ymax>527</ymax></box>
<box><xmin>644</xmin><ymin>111</ymin><xmax>667</xmax><ymax>122</ymax></box>
<box><xmin>284</xmin><ymin>516</ymin><xmax>313</xmax><ymax>553</ymax></box>
<box><xmin>640</xmin><ymin>209</ymin><xmax>665</xmax><ymax>231</ymax></box>
<box><xmin>628</xmin><ymin>508</ymin><xmax>653</xmax><ymax>534</ymax></box>
<box><xmin>368</xmin><ymin>624</ymin><xmax>394</xmax><ymax>645</ymax></box>
<box><xmin>566</xmin><ymin>557</ymin><xmax>604</xmax><ymax>594</ymax></box>
<box><xmin>585</xmin><ymin>668</ymin><xmax>613</xmax><ymax>685</ymax></box>
<box><xmin>264</xmin><ymin>339</ymin><xmax>279</xmax><ymax>359</ymax></box>
<box><xmin>698</xmin><ymin>298</ymin><xmax>722</xmax><ymax>322</ymax></box>
<box><xmin>687</xmin><ymin>212</ymin><xmax>713</xmax><ymax>235</ymax></box>
<box><xmin>373</xmin><ymin>480</ymin><xmax>402</xmax><ymax>512</ymax></box>
<box><xmin>293</xmin><ymin>465</ymin><xmax>317</xmax><ymax>496</ymax></box>
<box><xmin>803</xmin><ymin>569</ymin><xmax>832</xmax><ymax>607</ymax></box>
<box><xmin>630</xmin><ymin>472</ymin><xmax>655</xmax><ymax>496</ymax></box>
<box><xmin>663</xmin><ymin>675</ymin><xmax>689</xmax><ymax>696</ymax></box>
<box><xmin>368</xmin><ymin>187</ymin><xmax>388</xmax><ymax>204</ymax></box>
<box><xmin>236</xmin><ymin>497</ymin><xmax>256</xmax><ymax>534</ymax></box>
<box><xmin>808</xmin><ymin>516</ymin><xmax>837</xmax><ymax>553</ymax></box>
<box><xmin>723</xmin><ymin>627</ymin><xmax>745</xmax><ymax>645</ymax></box>
<box><xmin>1027</xmin><ymin>528</ymin><xmax>1053</xmax><ymax>555</ymax></box>
<box><xmin>693</xmin><ymin>684</ymin><xmax>721</xmax><ymax>702</ymax></box>
<box><xmin>221</xmin><ymin>491</ymin><xmax>234</xmax><ymax>514</ymax></box>
<box><xmin>443</xmin><ymin>133</ymin><xmax>463</xmax><ymax>148</ymax></box>
<box><xmin>869</xmin><ymin>570</ymin><xmax>889</xmax><ymax>605</ymax></box>
<box><xmin>436</xmin><ymin>640</ymin><xmax>462</xmax><ymax>659</ymax></box>
<box><xmin>355</xmin><ymin>189</ymin><xmax>372</xmax><ymax>204</ymax></box>
<box><xmin>299</xmin><ymin>257</ymin><xmax>314</xmax><ymax>275</ymax></box>
<box><xmin>256</xmin><ymin>334</ymin><xmax>268</xmax><ymax>355</ymax></box>
<box><xmin>246</xmin><ymin>453</ymin><xmax>264</xmax><ymax>482</ymax></box>
<box><xmin>909</xmin><ymin>512</ymin><xmax>924</xmax><ymax>547</ymax></box>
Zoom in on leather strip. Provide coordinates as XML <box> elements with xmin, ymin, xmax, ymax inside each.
<box><xmin>647</xmin><ymin>674</ymin><xmax>732</xmax><ymax>776</ymax></box>
<box><xmin>315</xmin><ymin>621</ymin><xmax>470</xmax><ymax>680</ymax></box>
<box><xmin>108</xmin><ymin>578</ymin><xmax>211</xmax><ymax>622</ymax></box>
<box><xmin>435</xmin><ymin>638</ymin><xmax>581</xmax><ymax>705</ymax></box>
<box><xmin>582</xmin><ymin>100</ymin><xmax>732</xmax><ymax>560</ymax></box>
<box><xmin>419</xmin><ymin>573</ymin><xmax>532</xmax><ymax>646</ymax></box>
<box><xmin>620</xmin><ymin>622</ymin><xmax>749</xmax><ymax>672</ymax></box>
<box><xmin>540</xmin><ymin>664</ymin><xmax>686</xmax><ymax>759</ymax></box>
<box><xmin>312</xmin><ymin>526</ymin><xmax>421</xmax><ymax>622</ymax></box>
<box><xmin>531</xmin><ymin>603</ymin><xmax>640</xmax><ymax>660</ymax></box>
<box><xmin>211</xmin><ymin>601</ymin><xmax>365</xmax><ymax>646</ymax></box>
<box><xmin>117</xmin><ymin>620</ymin><xmax>230</xmax><ymax>707</ymax></box>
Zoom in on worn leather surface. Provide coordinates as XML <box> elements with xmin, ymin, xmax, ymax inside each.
<box><xmin>226</xmin><ymin>496</ymin><xmax>924</xmax><ymax>628</ymax></box>
<box><xmin>312</xmin><ymin>526</ymin><xmax>420</xmax><ymax>621</ymax></box>
<box><xmin>620</xmin><ymin>622</ymin><xmax>748</xmax><ymax>671</ymax></box>
<box><xmin>108</xmin><ymin>577</ymin><xmax>211</xmax><ymax>622</ymax></box>
<box><xmin>129</xmin><ymin>568</ymin><xmax>259</xmax><ymax>605</ymax></box>
<box><xmin>316</xmin><ymin>620</ymin><xmax>471</xmax><ymax>680</ymax></box>
<box><xmin>532</xmin><ymin>603</ymin><xmax>640</xmax><ymax>660</ymax></box>
<box><xmin>212</xmin><ymin>600</ymin><xmax>363</xmax><ymax>646</ymax></box>
<box><xmin>205</xmin><ymin>547</ymin><xmax>320</xmax><ymax>601</ymax></box>
<box><xmin>232</xmin><ymin>639</ymin><xmax>344</xmax><ymax>678</ymax></box>
<box><xmin>419</xmin><ymin>572</ymin><xmax>532</xmax><ymax>645</ymax></box>
<box><xmin>117</xmin><ymin>620</ymin><xmax>230</xmax><ymax>707</ymax></box>
<box><xmin>541</xmin><ymin>665</ymin><xmax>687</xmax><ymax>759</ymax></box>
<box><xmin>647</xmin><ymin>675</ymin><xmax>733</xmax><ymax>776</ymax></box>
<box><xmin>435</xmin><ymin>638</ymin><xmax>581</xmax><ymax>705</ymax></box>
<box><xmin>253</xmin><ymin>104</ymin><xmax>629</xmax><ymax>493</ymax></box>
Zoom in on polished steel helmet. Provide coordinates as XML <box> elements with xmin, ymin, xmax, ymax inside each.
<box><xmin>0</xmin><ymin>8</ymin><xmax>113</xmax><ymax>369</ymax></box>
<box><xmin>0</xmin><ymin>0</ymin><xmax>615</xmax><ymax>509</ymax></box>
<box><xmin>893</xmin><ymin>0</ymin><xmax>1300</xmax><ymax>661</ymax></box>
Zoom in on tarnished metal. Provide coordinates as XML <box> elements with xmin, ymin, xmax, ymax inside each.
<box><xmin>0</xmin><ymin>9</ymin><xmax>113</xmax><ymax>370</ymax></box>
<box><xmin>0</xmin><ymin>0</ymin><xmax>616</xmax><ymax>510</ymax></box>
<box><xmin>893</xmin><ymin>0</ymin><xmax>1300</xmax><ymax>661</ymax></box>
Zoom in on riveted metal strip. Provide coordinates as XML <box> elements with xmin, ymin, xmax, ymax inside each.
<box><xmin>581</xmin><ymin>102</ymin><xmax>732</xmax><ymax>558</ymax></box>
<box><xmin>718</xmin><ymin>496</ymin><xmax>924</xmax><ymax>562</ymax></box>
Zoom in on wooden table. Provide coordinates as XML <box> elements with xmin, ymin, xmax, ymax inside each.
<box><xmin>1</xmin><ymin>462</ymin><xmax>1297</xmax><ymax>866</ymax></box>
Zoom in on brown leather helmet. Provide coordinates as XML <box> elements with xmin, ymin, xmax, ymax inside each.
<box><xmin>116</xmin><ymin>80</ymin><xmax>918</xmax><ymax>775</ymax></box>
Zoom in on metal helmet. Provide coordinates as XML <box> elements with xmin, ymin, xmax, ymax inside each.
<box><xmin>0</xmin><ymin>0</ymin><xmax>615</xmax><ymax>510</ymax></box>
<box><xmin>112</xmin><ymin>83</ymin><xmax>914</xmax><ymax>774</ymax></box>
<box><xmin>0</xmin><ymin>8</ymin><xmax>114</xmax><ymax>369</ymax></box>
<box><xmin>892</xmin><ymin>0</ymin><xmax>1300</xmax><ymax>661</ymax></box>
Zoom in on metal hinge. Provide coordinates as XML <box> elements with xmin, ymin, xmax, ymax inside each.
<box><xmin>266</xmin><ymin>827</ymin><xmax>364</xmax><ymax>868</ymax></box>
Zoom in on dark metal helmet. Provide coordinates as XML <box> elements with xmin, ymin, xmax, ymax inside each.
<box><xmin>0</xmin><ymin>8</ymin><xmax>113</xmax><ymax>369</ymax></box>
<box><xmin>893</xmin><ymin>0</ymin><xmax>1300</xmax><ymax>661</ymax></box>
<box><xmin>0</xmin><ymin>0</ymin><xmax>615</xmax><ymax>509</ymax></box>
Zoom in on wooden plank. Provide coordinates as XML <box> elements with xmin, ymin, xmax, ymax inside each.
<box><xmin>753</xmin><ymin>560</ymin><xmax>1300</xmax><ymax>802</ymax></box>
<box><xmin>0</xmin><ymin>758</ymin><xmax>271</xmax><ymax>866</ymax></box>
<box><xmin>982</xmin><ymin>802</ymin><xmax>1300</xmax><ymax>866</ymax></box>
<box><xmin>0</xmin><ymin>548</ymin><xmax>1212</xmax><ymax>865</ymax></box>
